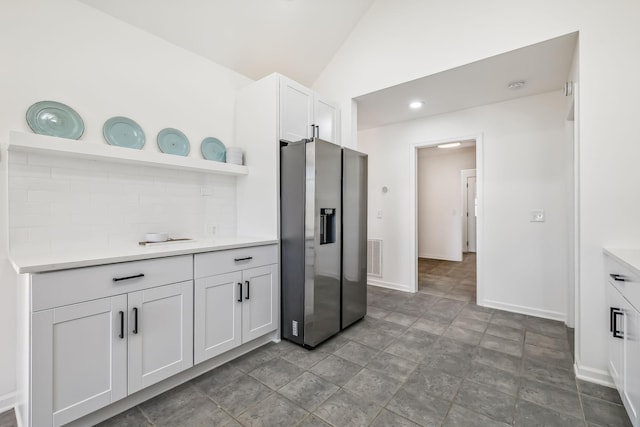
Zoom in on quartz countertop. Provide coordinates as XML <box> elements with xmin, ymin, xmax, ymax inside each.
<box><xmin>9</xmin><ymin>236</ymin><xmax>278</xmax><ymax>274</ymax></box>
<box><xmin>603</xmin><ymin>248</ymin><xmax>640</xmax><ymax>275</ymax></box>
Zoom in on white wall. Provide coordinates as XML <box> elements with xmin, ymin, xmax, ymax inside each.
<box><xmin>0</xmin><ymin>0</ymin><xmax>253</xmax><ymax>406</ymax></box>
<box><xmin>313</xmin><ymin>0</ymin><xmax>640</xmax><ymax>386</ymax></box>
<box><xmin>362</xmin><ymin>91</ymin><xmax>570</xmax><ymax>317</ymax></box>
<box><xmin>417</xmin><ymin>146</ymin><xmax>476</xmax><ymax>261</ymax></box>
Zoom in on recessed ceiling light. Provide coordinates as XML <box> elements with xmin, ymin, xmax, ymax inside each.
<box><xmin>409</xmin><ymin>101</ymin><xmax>424</xmax><ymax>109</ymax></box>
<box><xmin>437</xmin><ymin>142</ymin><xmax>461</xmax><ymax>149</ymax></box>
<box><xmin>507</xmin><ymin>80</ymin><xmax>526</xmax><ymax>90</ymax></box>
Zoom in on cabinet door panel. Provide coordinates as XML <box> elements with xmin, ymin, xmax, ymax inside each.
<box><xmin>314</xmin><ymin>96</ymin><xmax>339</xmax><ymax>144</ymax></box>
<box><xmin>280</xmin><ymin>79</ymin><xmax>313</xmax><ymax>142</ymax></box>
<box><xmin>194</xmin><ymin>272</ymin><xmax>243</xmax><ymax>364</ymax></box>
<box><xmin>33</xmin><ymin>295</ymin><xmax>127</xmax><ymax>427</ymax></box>
<box><xmin>609</xmin><ymin>285</ymin><xmax>624</xmax><ymax>391</ymax></box>
<box><xmin>624</xmin><ymin>300</ymin><xmax>639</xmax><ymax>424</ymax></box>
<box><xmin>128</xmin><ymin>281</ymin><xmax>193</xmax><ymax>394</ymax></box>
<box><xmin>242</xmin><ymin>264</ymin><xmax>278</xmax><ymax>342</ymax></box>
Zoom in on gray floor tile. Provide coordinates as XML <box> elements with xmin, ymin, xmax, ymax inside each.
<box><xmin>466</xmin><ymin>362</ymin><xmax>520</xmax><ymax>395</ymax></box>
<box><xmin>207</xmin><ymin>375</ymin><xmax>273</xmax><ymax>417</ymax></box>
<box><xmin>524</xmin><ymin>343</ymin><xmax>573</xmax><ymax>371</ymax></box>
<box><xmin>385</xmin><ymin>311</ymin><xmax>419</xmax><ymax>326</ymax></box>
<box><xmin>429</xmin><ymin>337</ymin><xmax>476</xmax><ymax>363</ymax></box>
<box><xmin>281</xmin><ymin>345</ymin><xmax>329</xmax><ymax>370</ymax></box>
<box><xmin>581</xmin><ymin>394</ymin><xmax>632</xmax><ymax>427</ymax></box>
<box><xmin>249</xmin><ymin>357</ymin><xmax>305</xmax><ymax>390</ymax></box>
<box><xmin>518</xmin><ymin>377</ymin><xmax>583</xmax><ymax>419</ymax></box>
<box><xmin>316</xmin><ymin>334</ymin><xmax>350</xmax><ymax>353</ymax></box>
<box><xmin>384</xmin><ymin>333</ymin><xmax>435</xmax><ymax>361</ymax></box>
<box><xmin>479</xmin><ymin>334</ymin><xmax>523</xmax><ymax>358</ymax></box>
<box><xmin>443</xmin><ymin>404</ymin><xmax>511</xmax><ymax>427</ymax></box>
<box><xmin>525</xmin><ymin>317</ymin><xmax>567</xmax><ymax>338</ymax></box>
<box><xmin>95</xmin><ymin>407</ymin><xmax>152</xmax><ymax>427</ymax></box>
<box><xmin>298</xmin><ymin>415</ymin><xmax>331</xmax><ymax>427</ymax></box>
<box><xmin>485</xmin><ymin>323</ymin><xmax>525</xmax><ymax>343</ymax></box>
<box><xmin>406</xmin><ymin>364</ymin><xmax>462</xmax><ymax>401</ymax></box>
<box><xmin>423</xmin><ymin>353</ymin><xmax>473</xmax><ymax>378</ymax></box>
<box><xmin>309</xmin><ymin>354</ymin><xmax>362</xmax><ymax>386</ymax></box>
<box><xmin>578</xmin><ymin>379</ymin><xmax>623</xmax><ymax>404</ymax></box>
<box><xmin>387</xmin><ymin>385</ymin><xmax>450</xmax><ymax>426</ymax></box>
<box><xmin>370</xmin><ymin>409</ymin><xmax>420</xmax><ymax>427</ymax></box>
<box><xmin>454</xmin><ymin>380</ymin><xmax>516</xmax><ymax>424</ymax></box>
<box><xmin>522</xmin><ymin>358</ymin><xmax>577</xmax><ymax>391</ymax></box>
<box><xmin>344</xmin><ymin>367</ymin><xmax>403</xmax><ymax>406</ymax></box>
<box><xmin>334</xmin><ymin>340</ymin><xmax>379</xmax><ymax>366</ymax></box>
<box><xmin>472</xmin><ymin>346</ymin><xmax>522</xmax><ymax>374</ymax></box>
<box><xmin>347</xmin><ymin>327</ymin><xmax>398</xmax><ymax>349</ymax></box>
<box><xmin>0</xmin><ymin>411</ymin><xmax>17</xmax><ymax>427</ymax></box>
<box><xmin>278</xmin><ymin>371</ymin><xmax>339</xmax><ymax>412</ymax></box>
<box><xmin>525</xmin><ymin>331</ymin><xmax>569</xmax><ymax>351</ymax></box>
<box><xmin>412</xmin><ymin>317</ymin><xmax>449</xmax><ymax>335</ymax></box>
<box><xmin>313</xmin><ymin>389</ymin><xmax>381</xmax><ymax>427</ymax></box>
<box><xmin>236</xmin><ymin>393</ymin><xmax>308</xmax><ymax>427</ymax></box>
<box><xmin>231</xmin><ymin>345</ymin><xmax>280</xmax><ymax>373</ymax></box>
<box><xmin>445</xmin><ymin>325</ymin><xmax>483</xmax><ymax>345</ymax></box>
<box><xmin>366</xmin><ymin>350</ymin><xmax>418</xmax><ymax>381</ymax></box>
<box><xmin>514</xmin><ymin>400</ymin><xmax>585</xmax><ymax>427</ymax></box>
<box><xmin>140</xmin><ymin>383</ymin><xmax>235</xmax><ymax>426</ymax></box>
<box><xmin>191</xmin><ymin>363</ymin><xmax>244</xmax><ymax>395</ymax></box>
<box><xmin>367</xmin><ymin>305</ymin><xmax>391</xmax><ymax>319</ymax></box>
<box><xmin>451</xmin><ymin>315</ymin><xmax>489</xmax><ymax>333</ymax></box>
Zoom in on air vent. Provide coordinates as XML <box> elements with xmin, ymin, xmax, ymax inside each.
<box><xmin>367</xmin><ymin>239</ymin><xmax>382</xmax><ymax>277</ymax></box>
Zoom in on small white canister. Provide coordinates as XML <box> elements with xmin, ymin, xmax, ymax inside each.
<box><xmin>226</xmin><ymin>146</ymin><xmax>243</xmax><ymax>165</ymax></box>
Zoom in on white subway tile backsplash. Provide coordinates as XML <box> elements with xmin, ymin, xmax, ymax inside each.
<box><xmin>8</xmin><ymin>154</ymin><xmax>238</xmax><ymax>254</ymax></box>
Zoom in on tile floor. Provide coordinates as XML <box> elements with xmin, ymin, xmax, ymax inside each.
<box><xmin>0</xmin><ymin>254</ymin><xmax>631</xmax><ymax>426</ymax></box>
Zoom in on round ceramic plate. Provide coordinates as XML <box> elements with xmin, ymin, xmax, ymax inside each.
<box><xmin>201</xmin><ymin>137</ymin><xmax>226</xmax><ymax>162</ymax></box>
<box><xmin>103</xmin><ymin>116</ymin><xmax>146</xmax><ymax>149</ymax></box>
<box><xmin>157</xmin><ymin>128</ymin><xmax>190</xmax><ymax>156</ymax></box>
<box><xmin>26</xmin><ymin>100</ymin><xmax>84</xmax><ymax>139</ymax></box>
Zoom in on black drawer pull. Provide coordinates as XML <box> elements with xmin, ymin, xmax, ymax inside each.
<box><xmin>245</xmin><ymin>281</ymin><xmax>250</xmax><ymax>300</ymax></box>
<box><xmin>133</xmin><ymin>307</ymin><xmax>139</xmax><ymax>334</ymax></box>
<box><xmin>119</xmin><ymin>311</ymin><xmax>124</xmax><ymax>339</ymax></box>
<box><xmin>113</xmin><ymin>273</ymin><xmax>145</xmax><ymax>282</ymax></box>
<box><xmin>237</xmin><ymin>282</ymin><xmax>243</xmax><ymax>302</ymax></box>
<box><xmin>610</xmin><ymin>274</ymin><xmax>627</xmax><ymax>282</ymax></box>
<box><xmin>234</xmin><ymin>257</ymin><xmax>253</xmax><ymax>262</ymax></box>
<box><xmin>612</xmin><ymin>308</ymin><xmax>624</xmax><ymax>339</ymax></box>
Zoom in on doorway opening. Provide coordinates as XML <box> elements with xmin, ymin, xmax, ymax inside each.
<box><xmin>415</xmin><ymin>138</ymin><xmax>479</xmax><ymax>302</ymax></box>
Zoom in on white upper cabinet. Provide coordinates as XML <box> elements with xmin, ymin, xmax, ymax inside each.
<box><xmin>279</xmin><ymin>76</ymin><xmax>340</xmax><ymax>144</ymax></box>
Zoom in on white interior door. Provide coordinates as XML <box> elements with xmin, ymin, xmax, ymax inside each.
<box><xmin>466</xmin><ymin>175</ymin><xmax>477</xmax><ymax>252</ymax></box>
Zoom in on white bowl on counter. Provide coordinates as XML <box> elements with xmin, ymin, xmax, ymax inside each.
<box><xmin>144</xmin><ymin>232</ymin><xmax>169</xmax><ymax>243</ymax></box>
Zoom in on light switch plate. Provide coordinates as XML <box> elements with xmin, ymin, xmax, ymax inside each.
<box><xmin>530</xmin><ymin>209</ymin><xmax>545</xmax><ymax>222</ymax></box>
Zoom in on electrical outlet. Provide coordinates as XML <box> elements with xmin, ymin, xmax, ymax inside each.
<box><xmin>205</xmin><ymin>225</ymin><xmax>217</xmax><ymax>236</ymax></box>
<box><xmin>530</xmin><ymin>209</ymin><xmax>545</xmax><ymax>222</ymax></box>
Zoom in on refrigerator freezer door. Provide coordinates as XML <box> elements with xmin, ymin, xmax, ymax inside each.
<box><xmin>342</xmin><ymin>147</ymin><xmax>368</xmax><ymax>329</ymax></box>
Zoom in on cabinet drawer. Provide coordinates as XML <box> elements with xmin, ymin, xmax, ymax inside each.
<box><xmin>605</xmin><ymin>253</ymin><xmax>640</xmax><ymax>311</ymax></box>
<box><xmin>32</xmin><ymin>255</ymin><xmax>193</xmax><ymax>311</ymax></box>
<box><xmin>195</xmin><ymin>244</ymin><xmax>277</xmax><ymax>279</ymax></box>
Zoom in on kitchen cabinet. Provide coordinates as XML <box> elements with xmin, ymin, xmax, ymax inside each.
<box><xmin>280</xmin><ymin>78</ymin><xmax>340</xmax><ymax>144</ymax></box>
<box><xmin>194</xmin><ymin>245</ymin><xmax>278</xmax><ymax>364</ymax></box>
<box><xmin>27</xmin><ymin>256</ymin><xmax>193</xmax><ymax>427</ymax></box>
<box><xmin>605</xmin><ymin>250</ymin><xmax>640</xmax><ymax>427</ymax></box>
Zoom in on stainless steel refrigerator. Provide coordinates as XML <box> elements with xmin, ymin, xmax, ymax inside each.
<box><xmin>280</xmin><ymin>138</ymin><xmax>367</xmax><ymax>348</ymax></box>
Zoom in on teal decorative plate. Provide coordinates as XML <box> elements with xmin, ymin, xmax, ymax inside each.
<box><xmin>201</xmin><ymin>137</ymin><xmax>226</xmax><ymax>162</ymax></box>
<box><xmin>26</xmin><ymin>100</ymin><xmax>84</xmax><ymax>139</ymax></box>
<box><xmin>157</xmin><ymin>128</ymin><xmax>190</xmax><ymax>156</ymax></box>
<box><xmin>103</xmin><ymin>116</ymin><xmax>145</xmax><ymax>149</ymax></box>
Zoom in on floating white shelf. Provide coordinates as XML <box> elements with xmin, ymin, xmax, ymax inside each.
<box><xmin>8</xmin><ymin>131</ymin><xmax>249</xmax><ymax>176</ymax></box>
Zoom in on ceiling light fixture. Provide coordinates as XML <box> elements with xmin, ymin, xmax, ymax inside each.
<box><xmin>409</xmin><ymin>101</ymin><xmax>424</xmax><ymax>109</ymax></box>
<box><xmin>507</xmin><ymin>80</ymin><xmax>526</xmax><ymax>90</ymax></box>
<box><xmin>437</xmin><ymin>142</ymin><xmax>461</xmax><ymax>149</ymax></box>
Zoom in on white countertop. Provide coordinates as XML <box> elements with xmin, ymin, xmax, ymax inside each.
<box><xmin>604</xmin><ymin>248</ymin><xmax>640</xmax><ymax>275</ymax></box>
<box><xmin>9</xmin><ymin>236</ymin><xmax>278</xmax><ymax>274</ymax></box>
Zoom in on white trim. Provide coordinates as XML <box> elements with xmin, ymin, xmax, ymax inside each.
<box><xmin>367</xmin><ymin>278</ymin><xmax>414</xmax><ymax>293</ymax></box>
<box><xmin>0</xmin><ymin>391</ymin><xmax>16</xmax><ymax>415</ymax></box>
<box><xmin>483</xmin><ymin>299</ymin><xmax>566</xmax><ymax>322</ymax></box>
<box><xmin>574</xmin><ymin>362</ymin><xmax>614</xmax><ymax>388</ymax></box>
<box><xmin>410</xmin><ymin>134</ymin><xmax>484</xmax><ymax>298</ymax></box>
<box><xmin>461</xmin><ymin>168</ymin><xmax>477</xmax><ymax>254</ymax></box>
<box><xmin>417</xmin><ymin>253</ymin><xmax>459</xmax><ymax>262</ymax></box>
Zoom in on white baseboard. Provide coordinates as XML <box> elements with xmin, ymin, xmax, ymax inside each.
<box><xmin>482</xmin><ymin>299</ymin><xmax>566</xmax><ymax>322</ymax></box>
<box><xmin>574</xmin><ymin>362</ymin><xmax>614</xmax><ymax>388</ymax></box>
<box><xmin>367</xmin><ymin>278</ymin><xmax>414</xmax><ymax>293</ymax></box>
<box><xmin>418</xmin><ymin>253</ymin><xmax>461</xmax><ymax>262</ymax></box>
<box><xmin>0</xmin><ymin>391</ymin><xmax>16</xmax><ymax>415</ymax></box>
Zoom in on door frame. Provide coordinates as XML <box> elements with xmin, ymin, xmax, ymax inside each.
<box><xmin>461</xmin><ymin>169</ymin><xmax>477</xmax><ymax>253</ymax></box>
<box><xmin>410</xmin><ymin>134</ymin><xmax>484</xmax><ymax>305</ymax></box>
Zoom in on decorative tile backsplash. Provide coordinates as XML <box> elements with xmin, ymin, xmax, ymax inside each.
<box><xmin>8</xmin><ymin>151</ymin><xmax>237</xmax><ymax>254</ymax></box>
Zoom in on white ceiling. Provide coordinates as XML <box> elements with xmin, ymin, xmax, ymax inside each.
<box><xmin>78</xmin><ymin>0</ymin><xmax>375</xmax><ymax>86</ymax></box>
<box><xmin>355</xmin><ymin>33</ymin><xmax>578</xmax><ymax>130</ymax></box>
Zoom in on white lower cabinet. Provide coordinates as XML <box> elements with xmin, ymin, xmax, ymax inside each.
<box><xmin>194</xmin><ymin>245</ymin><xmax>278</xmax><ymax>364</ymax></box>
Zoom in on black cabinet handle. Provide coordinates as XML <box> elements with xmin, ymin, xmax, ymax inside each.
<box><xmin>611</xmin><ymin>307</ymin><xmax>624</xmax><ymax>339</ymax></box>
<box><xmin>245</xmin><ymin>281</ymin><xmax>250</xmax><ymax>300</ymax></box>
<box><xmin>133</xmin><ymin>307</ymin><xmax>139</xmax><ymax>334</ymax></box>
<box><xmin>610</xmin><ymin>307</ymin><xmax>617</xmax><ymax>333</ymax></box>
<box><xmin>610</xmin><ymin>274</ymin><xmax>627</xmax><ymax>282</ymax></box>
<box><xmin>237</xmin><ymin>282</ymin><xmax>243</xmax><ymax>302</ymax></box>
<box><xmin>119</xmin><ymin>311</ymin><xmax>124</xmax><ymax>339</ymax></box>
<box><xmin>113</xmin><ymin>273</ymin><xmax>145</xmax><ymax>282</ymax></box>
<box><xmin>234</xmin><ymin>257</ymin><xmax>253</xmax><ymax>262</ymax></box>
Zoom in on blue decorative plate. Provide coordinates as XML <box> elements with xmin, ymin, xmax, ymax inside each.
<box><xmin>201</xmin><ymin>137</ymin><xmax>226</xmax><ymax>162</ymax></box>
<box><xmin>26</xmin><ymin>100</ymin><xmax>84</xmax><ymax>139</ymax></box>
<box><xmin>103</xmin><ymin>116</ymin><xmax>145</xmax><ymax>149</ymax></box>
<box><xmin>157</xmin><ymin>128</ymin><xmax>190</xmax><ymax>156</ymax></box>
